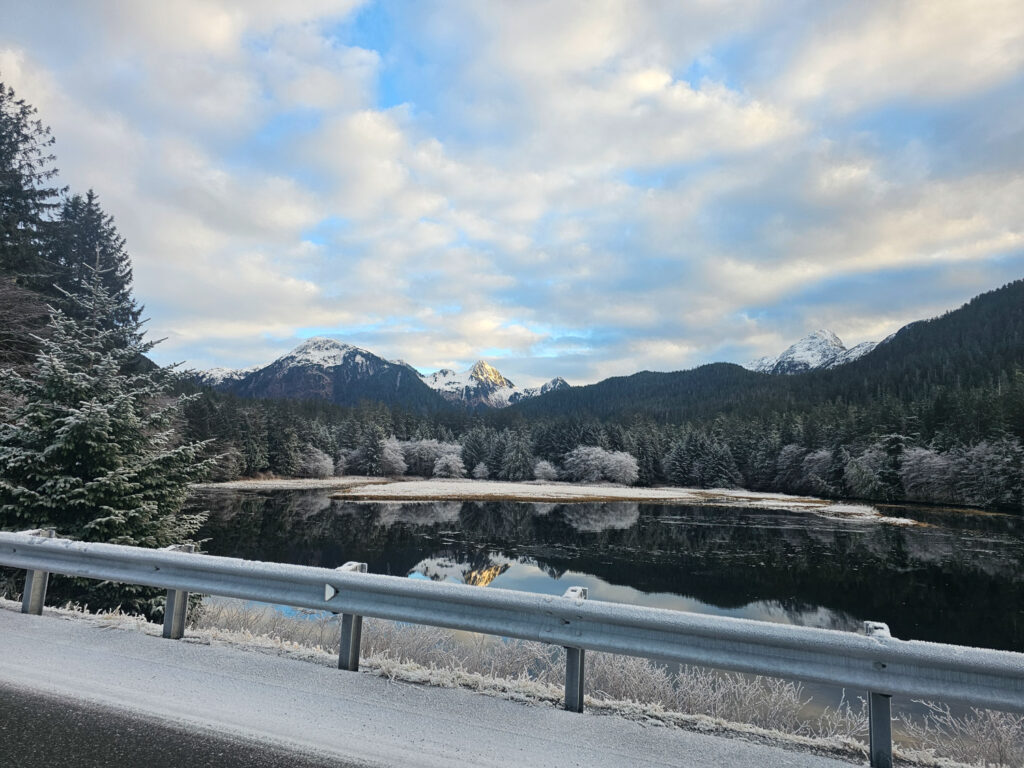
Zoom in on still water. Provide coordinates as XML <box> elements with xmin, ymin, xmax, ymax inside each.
<box><xmin>188</xmin><ymin>490</ymin><xmax>1024</xmax><ymax>652</ymax></box>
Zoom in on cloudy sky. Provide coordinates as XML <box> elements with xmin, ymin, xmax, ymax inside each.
<box><xmin>2</xmin><ymin>1</ymin><xmax>1022</xmax><ymax>384</ymax></box>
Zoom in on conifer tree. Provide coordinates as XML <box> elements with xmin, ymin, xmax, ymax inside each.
<box><xmin>0</xmin><ymin>269</ymin><xmax>212</xmax><ymax>612</ymax></box>
<box><xmin>0</xmin><ymin>81</ymin><xmax>62</xmax><ymax>290</ymax></box>
<box><xmin>49</xmin><ymin>189</ymin><xmax>140</xmax><ymax>327</ymax></box>
<box><xmin>499</xmin><ymin>433</ymin><xmax>535</xmax><ymax>481</ymax></box>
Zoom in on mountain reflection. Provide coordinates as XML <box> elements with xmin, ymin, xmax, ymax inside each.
<box><xmin>190</xmin><ymin>490</ymin><xmax>1024</xmax><ymax>652</ymax></box>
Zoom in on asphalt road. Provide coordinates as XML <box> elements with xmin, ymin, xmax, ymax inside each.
<box><xmin>0</xmin><ymin>683</ymin><xmax>362</xmax><ymax>768</ymax></box>
<box><xmin>0</xmin><ymin>606</ymin><xmax>858</xmax><ymax>768</ymax></box>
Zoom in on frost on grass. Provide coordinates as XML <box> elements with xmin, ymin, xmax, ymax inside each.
<box><xmin>4</xmin><ymin>597</ymin><xmax>1017</xmax><ymax>767</ymax></box>
<box><xmin>184</xmin><ymin>600</ymin><xmax>1020</xmax><ymax>767</ymax></box>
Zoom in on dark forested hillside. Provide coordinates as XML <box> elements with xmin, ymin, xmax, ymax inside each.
<box><xmin>508</xmin><ymin>279</ymin><xmax>1024</xmax><ymax>435</ymax></box>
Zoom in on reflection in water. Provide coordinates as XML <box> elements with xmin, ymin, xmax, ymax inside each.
<box><xmin>189</xmin><ymin>490</ymin><xmax>1024</xmax><ymax>652</ymax></box>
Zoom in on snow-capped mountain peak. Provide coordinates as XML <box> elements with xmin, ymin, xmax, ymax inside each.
<box><xmin>746</xmin><ymin>329</ymin><xmax>879</xmax><ymax>375</ymax></box>
<box><xmin>280</xmin><ymin>337</ymin><xmax>369</xmax><ymax>369</ymax></box>
<box><xmin>422</xmin><ymin>360</ymin><xmax>569</xmax><ymax>408</ymax></box>
<box><xmin>469</xmin><ymin>360</ymin><xmax>513</xmax><ymax>389</ymax></box>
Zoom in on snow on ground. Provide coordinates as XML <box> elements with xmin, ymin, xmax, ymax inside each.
<box><xmin>0</xmin><ymin>602</ymin><xmax>866</xmax><ymax>768</ymax></box>
<box><xmin>323</xmin><ymin>478</ymin><xmax>914</xmax><ymax>525</ymax></box>
<box><xmin>191</xmin><ymin>476</ymin><xmax>388</xmax><ymax>492</ymax></box>
<box><xmin>0</xmin><ymin>601</ymin><xmax>972</xmax><ymax>767</ymax></box>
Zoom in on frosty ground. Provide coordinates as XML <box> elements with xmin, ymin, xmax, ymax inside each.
<box><xmin>194</xmin><ymin>476</ymin><xmax>914</xmax><ymax>524</ymax></box>
<box><xmin>0</xmin><ymin>602</ymin><xmax>860</xmax><ymax>768</ymax></box>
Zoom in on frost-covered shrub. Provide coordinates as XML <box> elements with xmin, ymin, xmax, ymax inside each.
<box><xmin>433</xmin><ymin>453</ymin><xmax>466</xmax><ymax>479</ymax></box>
<box><xmin>562</xmin><ymin>446</ymin><xmax>638</xmax><ymax>485</ymax></box>
<box><xmin>472</xmin><ymin>461</ymin><xmax>489</xmax><ymax>480</ymax></box>
<box><xmin>898</xmin><ymin>701</ymin><xmax>1024</xmax><ymax>768</ymax></box>
<box><xmin>602</xmin><ymin>451</ymin><xmax>639</xmax><ymax>485</ymax></box>
<box><xmin>296</xmin><ymin>445</ymin><xmax>333</xmax><ymax>479</ymax></box>
<box><xmin>401</xmin><ymin>439</ymin><xmax>462</xmax><ymax>478</ymax></box>
<box><xmin>844</xmin><ymin>447</ymin><xmax>884</xmax><ymax>499</ymax></box>
<box><xmin>381</xmin><ymin>438</ymin><xmax>408</xmax><ymax>476</ymax></box>
<box><xmin>900</xmin><ymin>447</ymin><xmax>954</xmax><ymax>503</ymax></box>
<box><xmin>562</xmin><ymin>446</ymin><xmax>605</xmax><ymax>483</ymax></box>
<box><xmin>533</xmin><ymin>460</ymin><xmax>559</xmax><ymax>481</ymax></box>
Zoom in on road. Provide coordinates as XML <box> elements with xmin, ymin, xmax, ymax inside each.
<box><xmin>0</xmin><ymin>607</ymin><xmax>858</xmax><ymax>767</ymax></box>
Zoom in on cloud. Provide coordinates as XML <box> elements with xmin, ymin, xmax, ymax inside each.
<box><xmin>777</xmin><ymin>0</ymin><xmax>1024</xmax><ymax>111</ymax></box>
<box><xmin>0</xmin><ymin>0</ymin><xmax>1021</xmax><ymax>382</ymax></box>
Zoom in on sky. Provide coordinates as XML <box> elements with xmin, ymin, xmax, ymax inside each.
<box><xmin>1</xmin><ymin>0</ymin><xmax>1022</xmax><ymax>386</ymax></box>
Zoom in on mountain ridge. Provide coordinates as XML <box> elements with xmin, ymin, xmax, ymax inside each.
<box><xmin>195</xmin><ymin>338</ymin><xmax>570</xmax><ymax>411</ymax></box>
<box><xmin>746</xmin><ymin>329</ymin><xmax>879</xmax><ymax>375</ymax></box>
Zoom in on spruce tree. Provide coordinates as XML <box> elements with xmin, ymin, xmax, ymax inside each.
<box><xmin>49</xmin><ymin>189</ymin><xmax>140</xmax><ymax>327</ymax></box>
<box><xmin>499</xmin><ymin>433</ymin><xmax>535</xmax><ymax>481</ymax></box>
<box><xmin>0</xmin><ymin>81</ymin><xmax>62</xmax><ymax>290</ymax></box>
<box><xmin>0</xmin><ymin>269</ymin><xmax>211</xmax><ymax>612</ymax></box>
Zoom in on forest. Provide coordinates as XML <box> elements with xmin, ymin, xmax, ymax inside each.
<box><xmin>3</xmin><ymin>76</ymin><xmax>1022</xmax><ymax>524</ymax></box>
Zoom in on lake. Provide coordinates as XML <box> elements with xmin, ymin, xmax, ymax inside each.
<box><xmin>188</xmin><ymin>489</ymin><xmax>1024</xmax><ymax>652</ymax></box>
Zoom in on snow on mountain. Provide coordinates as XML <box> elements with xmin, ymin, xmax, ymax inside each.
<box><xmin>423</xmin><ymin>360</ymin><xmax>569</xmax><ymax>409</ymax></box>
<box><xmin>197</xmin><ymin>339</ymin><xmax>568</xmax><ymax>410</ymax></box>
<box><xmin>826</xmin><ymin>340</ymin><xmax>879</xmax><ymax>368</ymax></box>
<box><xmin>279</xmin><ymin>337</ymin><xmax>374</xmax><ymax>370</ymax></box>
<box><xmin>746</xmin><ymin>330</ymin><xmax>880</xmax><ymax>375</ymax></box>
<box><xmin>195</xmin><ymin>366</ymin><xmax>259</xmax><ymax>386</ymax></box>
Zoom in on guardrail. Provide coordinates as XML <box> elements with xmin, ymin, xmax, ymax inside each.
<box><xmin>3</xmin><ymin>529</ymin><xmax>1023</xmax><ymax>768</ymax></box>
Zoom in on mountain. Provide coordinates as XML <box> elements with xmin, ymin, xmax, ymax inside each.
<box><xmin>423</xmin><ymin>360</ymin><xmax>570</xmax><ymax>409</ymax></box>
<box><xmin>196</xmin><ymin>339</ymin><xmax>569</xmax><ymax>411</ymax></box>
<box><xmin>747</xmin><ymin>330</ymin><xmax>879</xmax><ymax>375</ymax></box>
<box><xmin>506</xmin><ymin>279</ymin><xmax>1024</xmax><ymax>423</ymax></box>
<box><xmin>200</xmin><ymin>337</ymin><xmax>448</xmax><ymax>411</ymax></box>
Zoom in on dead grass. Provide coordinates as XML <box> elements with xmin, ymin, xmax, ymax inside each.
<box><xmin>189</xmin><ymin>599</ymin><xmax>1022</xmax><ymax>767</ymax></box>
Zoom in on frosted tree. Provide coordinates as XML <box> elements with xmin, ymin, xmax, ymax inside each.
<box><xmin>499</xmin><ymin>433</ymin><xmax>535</xmax><ymax>481</ymax></box>
<box><xmin>381</xmin><ymin>437</ymin><xmax>408</xmax><ymax>476</ymax></box>
<box><xmin>900</xmin><ymin>447</ymin><xmax>953</xmax><ymax>503</ymax></box>
<box><xmin>432</xmin><ymin>453</ymin><xmax>465</xmax><ymax>478</ymax></box>
<box><xmin>562</xmin><ymin>446</ymin><xmax>606</xmax><ymax>483</ymax></box>
<box><xmin>349</xmin><ymin>425</ymin><xmax>385</xmax><ymax>475</ymax></box>
<box><xmin>562</xmin><ymin>446</ymin><xmax>638</xmax><ymax>485</ymax></box>
<box><xmin>533</xmin><ymin>460</ymin><xmax>558</xmax><ymax>481</ymax></box>
<box><xmin>602</xmin><ymin>451</ymin><xmax>639</xmax><ymax>485</ymax></box>
<box><xmin>472</xmin><ymin>461</ymin><xmax>489</xmax><ymax>480</ymax></box>
<box><xmin>400</xmin><ymin>439</ymin><xmax>460</xmax><ymax>477</ymax></box>
<box><xmin>296</xmin><ymin>445</ymin><xmax>333</xmax><ymax>479</ymax></box>
<box><xmin>664</xmin><ymin>438</ymin><xmax>693</xmax><ymax>487</ymax></box>
<box><xmin>0</xmin><ymin>271</ymin><xmax>212</xmax><ymax>613</ymax></box>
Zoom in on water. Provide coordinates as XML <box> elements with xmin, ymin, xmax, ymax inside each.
<box><xmin>188</xmin><ymin>490</ymin><xmax>1024</xmax><ymax>652</ymax></box>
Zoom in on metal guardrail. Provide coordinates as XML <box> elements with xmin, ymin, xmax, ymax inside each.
<box><xmin>3</xmin><ymin>530</ymin><xmax>1023</xmax><ymax>768</ymax></box>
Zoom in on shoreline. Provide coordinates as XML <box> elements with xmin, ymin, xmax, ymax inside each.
<box><xmin>192</xmin><ymin>477</ymin><xmax>915</xmax><ymax>524</ymax></box>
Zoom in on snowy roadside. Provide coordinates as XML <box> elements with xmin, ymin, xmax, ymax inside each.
<box><xmin>0</xmin><ymin>599</ymin><xmax>978</xmax><ymax>767</ymax></box>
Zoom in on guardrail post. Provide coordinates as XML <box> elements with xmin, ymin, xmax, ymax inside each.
<box><xmin>563</xmin><ymin>586</ymin><xmax>588</xmax><ymax>713</ymax></box>
<box><xmin>162</xmin><ymin>544</ymin><xmax>195</xmax><ymax>640</ymax></box>
<box><xmin>865</xmin><ymin>621</ymin><xmax>894</xmax><ymax>768</ymax></box>
<box><xmin>337</xmin><ymin>562</ymin><xmax>368</xmax><ymax>671</ymax></box>
<box><xmin>21</xmin><ymin>528</ymin><xmax>55</xmax><ymax>615</ymax></box>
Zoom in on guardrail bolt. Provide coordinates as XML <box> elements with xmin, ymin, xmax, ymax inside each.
<box><xmin>562</xmin><ymin>586</ymin><xmax>588</xmax><ymax>713</ymax></box>
<box><xmin>162</xmin><ymin>544</ymin><xmax>196</xmax><ymax>640</ymax></box>
<box><xmin>21</xmin><ymin>528</ymin><xmax>56</xmax><ymax>616</ymax></box>
<box><xmin>865</xmin><ymin>620</ymin><xmax>894</xmax><ymax>768</ymax></box>
<box><xmin>337</xmin><ymin>561</ymin><xmax>368</xmax><ymax>672</ymax></box>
